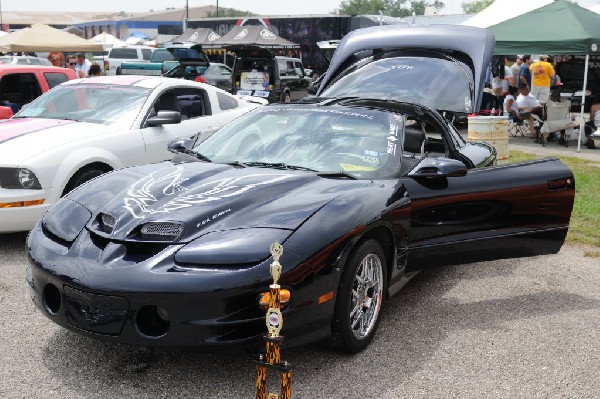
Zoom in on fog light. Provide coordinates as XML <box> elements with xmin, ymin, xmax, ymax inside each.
<box><xmin>258</xmin><ymin>289</ymin><xmax>290</xmax><ymax>311</ymax></box>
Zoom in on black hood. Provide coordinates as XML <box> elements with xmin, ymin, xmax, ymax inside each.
<box><xmin>67</xmin><ymin>162</ymin><xmax>372</xmax><ymax>243</ymax></box>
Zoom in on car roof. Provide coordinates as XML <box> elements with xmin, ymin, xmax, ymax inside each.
<box><xmin>0</xmin><ymin>64</ymin><xmax>71</xmax><ymax>73</ymax></box>
<box><xmin>61</xmin><ymin>75</ymin><xmax>208</xmax><ymax>90</ymax></box>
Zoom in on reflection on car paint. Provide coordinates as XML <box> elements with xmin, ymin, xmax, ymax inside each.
<box><xmin>123</xmin><ymin>166</ymin><xmax>294</xmax><ymax>218</ymax></box>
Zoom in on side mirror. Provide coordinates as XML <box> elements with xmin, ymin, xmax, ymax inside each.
<box><xmin>147</xmin><ymin>110</ymin><xmax>182</xmax><ymax>127</ymax></box>
<box><xmin>408</xmin><ymin>157</ymin><xmax>468</xmax><ymax>178</ymax></box>
<box><xmin>167</xmin><ymin>138</ymin><xmax>195</xmax><ymax>153</ymax></box>
<box><xmin>0</xmin><ymin>106</ymin><xmax>14</xmax><ymax>119</ymax></box>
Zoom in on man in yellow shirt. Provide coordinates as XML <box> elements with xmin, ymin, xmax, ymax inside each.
<box><xmin>530</xmin><ymin>55</ymin><xmax>555</xmax><ymax>106</ymax></box>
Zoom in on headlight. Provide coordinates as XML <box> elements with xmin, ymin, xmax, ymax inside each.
<box><xmin>0</xmin><ymin>167</ymin><xmax>42</xmax><ymax>189</ymax></box>
<box><xmin>42</xmin><ymin>198</ymin><xmax>92</xmax><ymax>243</ymax></box>
<box><xmin>174</xmin><ymin>228</ymin><xmax>293</xmax><ymax>267</ymax></box>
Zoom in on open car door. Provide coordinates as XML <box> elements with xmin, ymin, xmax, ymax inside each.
<box><xmin>402</xmin><ymin>157</ymin><xmax>575</xmax><ymax>270</ymax></box>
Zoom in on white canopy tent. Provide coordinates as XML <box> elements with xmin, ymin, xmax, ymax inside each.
<box><xmin>0</xmin><ymin>24</ymin><xmax>103</xmax><ymax>52</ymax></box>
<box><xmin>461</xmin><ymin>0</ymin><xmax>552</xmax><ymax>28</ymax></box>
<box><xmin>89</xmin><ymin>32</ymin><xmax>126</xmax><ymax>50</ymax></box>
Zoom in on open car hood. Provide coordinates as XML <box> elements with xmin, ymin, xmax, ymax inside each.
<box><xmin>316</xmin><ymin>24</ymin><xmax>495</xmax><ymax>114</ymax></box>
<box><xmin>166</xmin><ymin>43</ymin><xmax>210</xmax><ymax>66</ymax></box>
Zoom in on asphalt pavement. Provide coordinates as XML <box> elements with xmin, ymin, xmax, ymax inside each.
<box><xmin>1</xmin><ymin>230</ymin><xmax>599</xmax><ymax>398</ymax></box>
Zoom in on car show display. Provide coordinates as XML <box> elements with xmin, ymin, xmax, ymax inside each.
<box><xmin>25</xmin><ymin>25</ymin><xmax>575</xmax><ymax>354</ymax></box>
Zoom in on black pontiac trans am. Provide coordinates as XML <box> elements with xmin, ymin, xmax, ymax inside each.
<box><xmin>26</xmin><ymin>25</ymin><xmax>575</xmax><ymax>353</ymax></box>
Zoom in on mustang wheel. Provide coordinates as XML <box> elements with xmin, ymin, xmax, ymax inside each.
<box><xmin>332</xmin><ymin>239</ymin><xmax>387</xmax><ymax>353</ymax></box>
<box><xmin>62</xmin><ymin>167</ymin><xmax>108</xmax><ymax>196</ymax></box>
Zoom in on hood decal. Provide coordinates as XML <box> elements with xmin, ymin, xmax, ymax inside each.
<box><xmin>123</xmin><ymin>165</ymin><xmax>294</xmax><ymax>219</ymax></box>
<box><xmin>0</xmin><ymin>118</ymin><xmax>77</xmax><ymax>145</ymax></box>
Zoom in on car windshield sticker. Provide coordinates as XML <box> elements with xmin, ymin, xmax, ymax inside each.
<box><xmin>387</xmin><ymin>122</ymin><xmax>399</xmax><ymax>156</ymax></box>
<box><xmin>362</xmin><ymin>150</ymin><xmax>380</xmax><ymax>166</ymax></box>
<box><xmin>340</xmin><ymin>163</ymin><xmax>377</xmax><ymax>172</ymax></box>
<box><xmin>123</xmin><ymin>166</ymin><xmax>293</xmax><ymax>218</ymax></box>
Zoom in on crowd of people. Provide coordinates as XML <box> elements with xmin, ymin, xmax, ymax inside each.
<box><xmin>47</xmin><ymin>51</ymin><xmax>101</xmax><ymax>77</ymax></box>
<box><xmin>488</xmin><ymin>55</ymin><xmax>555</xmax><ymax>138</ymax></box>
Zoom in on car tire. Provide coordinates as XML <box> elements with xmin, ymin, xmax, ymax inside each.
<box><xmin>115</xmin><ymin>66</ymin><xmax>122</xmax><ymax>75</ymax></box>
<box><xmin>62</xmin><ymin>167</ymin><xmax>108</xmax><ymax>196</ymax></box>
<box><xmin>331</xmin><ymin>239</ymin><xmax>387</xmax><ymax>353</ymax></box>
<box><xmin>282</xmin><ymin>92</ymin><xmax>291</xmax><ymax>103</ymax></box>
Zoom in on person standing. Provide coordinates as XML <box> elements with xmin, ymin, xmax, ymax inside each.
<box><xmin>530</xmin><ymin>55</ymin><xmax>555</xmax><ymax>106</ymax></box>
<box><xmin>510</xmin><ymin>55</ymin><xmax>523</xmax><ymax>88</ymax></box>
<box><xmin>519</xmin><ymin>55</ymin><xmax>533</xmax><ymax>88</ymax></box>
<box><xmin>74</xmin><ymin>52</ymin><xmax>92</xmax><ymax>78</ymax></box>
<box><xmin>47</xmin><ymin>51</ymin><xmax>64</xmax><ymax>67</ymax></box>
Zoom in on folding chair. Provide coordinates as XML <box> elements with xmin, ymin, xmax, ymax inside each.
<box><xmin>539</xmin><ymin>99</ymin><xmax>573</xmax><ymax>147</ymax></box>
<box><xmin>508</xmin><ymin>117</ymin><xmax>530</xmax><ymax>137</ymax></box>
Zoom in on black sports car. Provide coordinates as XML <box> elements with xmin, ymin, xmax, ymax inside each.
<box><xmin>26</xmin><ymin>25</ymin><xmax>575</xmax><ymax>353</ymax></box>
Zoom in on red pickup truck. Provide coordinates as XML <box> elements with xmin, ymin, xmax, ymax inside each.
<box><xmin>0</xmin><ymin>65</ymin><xmax>77</xmax><ymax>119</ymax></box>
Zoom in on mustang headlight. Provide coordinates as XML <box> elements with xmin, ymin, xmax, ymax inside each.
<box><xmin>0</xmin><ymin>167</ymin><xmax>42</xmax><ymax>189</ymax></box>
<box><xmin>174</xmin><ymin>228</ymin><xmax>293</xmax><ymax>267</ymax></box>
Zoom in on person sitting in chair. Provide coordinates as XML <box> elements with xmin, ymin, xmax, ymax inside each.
<box><xmin>516</xmin><ymin>83</ymin><xmax>543</xmax><ymax>139</ymax></box>
<box><xmin>503</xmin><ymin>86</ymin><xmax>522</xmax><ymax>121</ymax></box>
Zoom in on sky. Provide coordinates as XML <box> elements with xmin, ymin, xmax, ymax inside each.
<box><xmin>1</xmin><ymin>0</ymin><xmax>600</xmax><ymax>16</ymax></box>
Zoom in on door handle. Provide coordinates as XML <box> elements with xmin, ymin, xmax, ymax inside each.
<box><xmin>547</xmin><ymin>178</ymin><xmax>572</xmax><ymax>191</ymax></box>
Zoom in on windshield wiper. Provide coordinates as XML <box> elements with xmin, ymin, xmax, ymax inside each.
<box><xmin>224</xmin><ymin>161</ymin><xmax>248</xmax><ymax>168</ymax></box>
<box><xmin>244</xmin><ymin>162</ymin><xmax>317</xmax><ymax>172</ymax></box>
<box><xmin>185</xmin><ymin>150</ymin><xmax>212</xmax><ymax>162</ymax></box>
<box><xmin>316</xmin><ymin>171</ymin><xmax>358</xmax><ymax>180</ymax></box>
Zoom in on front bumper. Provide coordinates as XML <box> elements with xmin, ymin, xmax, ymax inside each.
<box><xmin>25</xmin><ymin>222</ymin><xmax>335</xmax><ymax>351</ymax></box>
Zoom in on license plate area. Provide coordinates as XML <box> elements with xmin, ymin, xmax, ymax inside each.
<box><xmin>64</xmin><ymin>286</ymin><xmax>129</xmax><ymax>335</ymax></box>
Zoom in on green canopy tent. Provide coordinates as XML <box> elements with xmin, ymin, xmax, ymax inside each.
<box><xmin>489</xmin><ymin>0</ymin><xmax>600</xmax><ymax>151</ymax></box>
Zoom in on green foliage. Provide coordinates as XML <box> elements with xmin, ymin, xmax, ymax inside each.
<box><xmin>336</xmin><ymin>0</ymin><xmax>445</xmax><ymax>17</ymax></box>
<box><xmin>205</xmin><ymin>7</ymin><xmax>255</xmax><ymax>18</ymax></box>
<box><xmin>461</xmin><ymin>0</ymin><xmax>494</xmax><ymax>14</ymax></box>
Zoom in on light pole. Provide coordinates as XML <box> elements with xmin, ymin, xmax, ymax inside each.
<box><xmin>216</xmin><ymin>0</ymin><xmax>219</xmax><ymax>17</ymax></box>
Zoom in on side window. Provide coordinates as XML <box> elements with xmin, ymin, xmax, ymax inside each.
<box><xmin>108</xmin><ymin>48</ymin><xmax>138</xmax><ymax>59</ymax></box>
<box><xmin>18</xmin><ymin>74</ymin><xmax>43</xmax><ymax>104</ymax></box>
<box><xmin>154</xmin><ymin>88</ymin><xmax>210</xmax><ymax>120</ymax></box>
<box><xmin>30</xmin><ymin>59</ymin><xmax>43</xmax><ymax>65</ymax></box>
<box><xmin>44</xmin><ymin>72</ymin><xmax>70</xmax><ymax>89</ymax></box>
<box><xmin>142</xmin><ymin>49</ymin><xmax>152</xmax><ymax>61</ymax></box>
<box><xmin>217</xmin><ymin>92</ymin><xmax>239</xmax><ymax>111</ymax></box>
<box><xmin>294</xmin><ymin>62</ymin><xmax>304</xmax><ymax>77</ymax></box>
<box><xmin>277</xmin><ymin>60</ymin><xmax>288</xmax><ymax>77</ymax></box>
<box><xmin>16</xmin><ymin>59</ymin><xmax>29</xmax><ymax>65</ymax></box>
<box><xmin>286</xmin><ymin>61</ymin><xmax>296</xmax><ymax>76</ymax></box>
<box><xmin>220</xmin><ymin>66</ymin><xmax>232</xmax><ymax>76</ymax></box>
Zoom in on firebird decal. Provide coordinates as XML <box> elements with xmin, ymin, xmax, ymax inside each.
<box><xmin>123</xmin><ymin>166</ymin><xmax>293</xmax><ymax>218</ymax></box>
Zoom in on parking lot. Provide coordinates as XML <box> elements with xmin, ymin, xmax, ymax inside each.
<box><xmin>1</xmin><ymin>231</ymin><xmax>599</xmax><ymax>398</ymax></box>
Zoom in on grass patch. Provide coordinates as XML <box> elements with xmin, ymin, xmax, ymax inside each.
<box><xmin>508</xmin><ymin>150</ymin><xmax>600</xmax><ymax>249</ymax></box>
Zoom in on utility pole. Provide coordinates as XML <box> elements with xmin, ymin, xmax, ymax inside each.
<box><xmin>217</xmin><ymin>0</ymin><xmax>219</xmax><ymax>17</ymax></box>
<box><xmin>184</xmin><ymin>0</ymin><xmax>188</xmax><ymax>31</ymax></box>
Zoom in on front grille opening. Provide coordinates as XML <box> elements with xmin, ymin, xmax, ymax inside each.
<box><xmin>122</xmin><ymin>242</ymin><xmax>169</xmax><ymax>262</ymax></box>
<box><xmin>43</xmin><ymin>283</ymin><xmax>62</xmax><ymax>315</ymax></box>
<box><xmin>134</xmin><ymin>305</ymin><xmax>170</xmax><ymax>338</ymax></box>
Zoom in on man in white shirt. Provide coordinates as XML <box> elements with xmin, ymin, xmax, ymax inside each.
<box><xmin>516</xmin><ymin>83</ymin><xmax>542</xmax><ymax>138</ymax></box>
<box><xmin>74</xmin><ymin>52</ymin><xmax>92</xmax><ymax>78</ymax></box>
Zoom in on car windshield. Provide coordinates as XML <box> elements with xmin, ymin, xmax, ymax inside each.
<box><xmin>195</xmin><ymin>104</ymin><xmax>404</xmax><ymax>179</ymax></box>
<box><xmin>14</xmin><ymin>83</ymin><xmax>150</xmax><ymax>126</ymax></box>
<box><xmin>321</xmin><ymin>54</ymin><xmax>473</xmax><ymax>113</ymax></box>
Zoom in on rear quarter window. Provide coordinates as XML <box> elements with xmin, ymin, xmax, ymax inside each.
<box><xmin>44</xmin><ymin>72</ymin><xmax>70</xmax><ymax>89</ymax></box>
<box><xmin>109</xmin><ymin>48</ymin><xmax>139</xmax><ymax>59</ymax></box>
<box><xmin>217</xmin><ymin>92</ymin><xmax>239</xmax><ymax>110</ymax></box>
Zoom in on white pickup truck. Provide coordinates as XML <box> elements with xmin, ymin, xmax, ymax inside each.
<box><xmin>95</xmin><ymin>46</ymin><xmax>154</xmax><ymax>75</ymax></box>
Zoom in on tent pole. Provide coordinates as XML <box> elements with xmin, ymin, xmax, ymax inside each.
<box><xmin>578</xmin><ymin>53</ymin><xmax>589</xmax><ymax>153</ymax></box>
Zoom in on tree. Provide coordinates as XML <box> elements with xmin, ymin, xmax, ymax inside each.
<box><xmin>336</xmin><ymin>0</ymin><xmax>444</xmax><ymax>17</ymax></box>
<box><xmin>462</xmin><ymin>0</ymin><xmax>494</xmax><ymax>14</ymax></box>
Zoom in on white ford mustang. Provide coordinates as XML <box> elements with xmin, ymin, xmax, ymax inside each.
<box><xmin>0</xmin><ymin>75</ymin><xmax>265</xmax><ymax>233</ymax></box>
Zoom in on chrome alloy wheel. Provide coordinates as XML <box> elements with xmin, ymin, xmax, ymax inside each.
<box><xmin>349</xmin><ymin>253</ymin><xmax>384</xmax><ymax>340</ymax></box>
